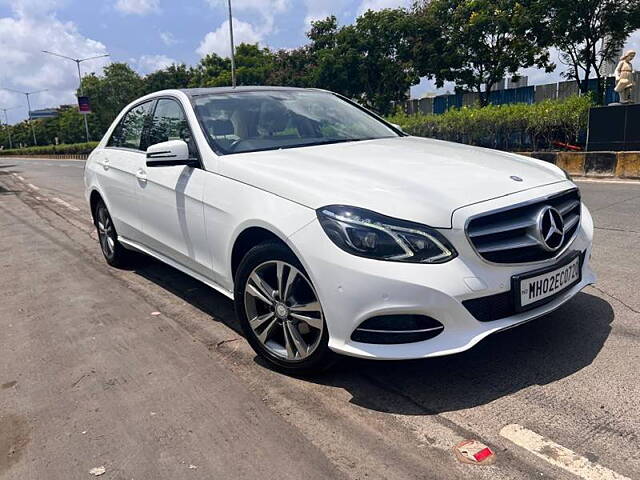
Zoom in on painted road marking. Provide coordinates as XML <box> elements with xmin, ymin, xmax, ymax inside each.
<box><xmin>500</xmin><ymin>424</ymin><xmax>630</xmax><ymax>480</ymax></box>
<box><xmin>51</xmin><ymin>197</ymin><xmax>80</xmax><ymax>212</ymax></box>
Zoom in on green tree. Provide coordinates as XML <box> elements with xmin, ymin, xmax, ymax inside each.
<box><xmin>80</xmin><ymin>63</ymin><xmax>144</xmax><ymax>138</ymax></box>
<box><xmin>190</xmin><ymin>44</ymin><xmax>275</xmax><ymax>87</ymax></box>
<box><xmin>411</xmin><ymin>0</ymin><xmax>554</xmax><ymax>106</ymax></box>
<box><xmin>268</xmin><ymin>47</ymin><xmax>315</xmax><ymax>87</ymax></box>
<box><xmin>352</xmin><ymin>8</ymin><xmax>418</xmax><ymax>113</ymax></box>
<box><xmin>56</xmin><ymin>107</ymin><xmax>87</xmax><ymax>144</ymax></box>
<box><xmin>189</xmin><ymin>53</ymin><xmax>231</xmax><ymax>87</ymax></box>
<box><xmin>545</xmin><ymin>0</ymin><xmax>640</xmax><ymax>99</ymax></box>
<box><xmin>142</xmin><ymin>64</ymin><xmax>194</xmax><ymax>94</ymax></box>
<box><xmin>306</xmin><ymin>11</ymin><xmax>417</xmax><ymax>114</ymax></box>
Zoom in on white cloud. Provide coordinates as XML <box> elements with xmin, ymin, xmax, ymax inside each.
<box><xmin>198</xmin><ymin>0</ymin><xmax>290</xmax><ymax>59</ymax></box>
<box><xmin>196</xmin><ymin>18</ymin><xmax>263</xmax><ymax>57</ymax></box>
<box><xmin>357</xmin><ymin>0</ymin><xmax>410</xmax><ymax>15</ymax></box>
<box><xmin>133</xmin><ymin>54</ymin><xmax>177</xmax><ymax>74</ymax></box>
<box><xmin>114</xmin><ymin>0</ymin><xmax>159</xmax><ymax>15</ymax></box>
<box><xmin>303</xmin><ymin>0</ymin><xmax>350</xmax><ymax>28</ymax></box>
<box><xmin>205</xmin><ymin>0</ymin><xmax>288</xmax><ymax>31</ymax></box>
<box><xmin>160</xmin><ymin>31</ymin><xmax>177</xmax><ymax>46</ymax></box>
<box><xmin>0</xmin><ymin>2</ymin><xmax>109</xmax><ymax>122</ymax></box>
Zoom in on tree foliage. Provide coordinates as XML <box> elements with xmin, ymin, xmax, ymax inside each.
<box><xmin>410</xmin><ymin>0</ymin><xmax>554</xmax><ymax>105</ymax></box>
<box><xmin>544</xmin><ymin>0</ymin><xmax>640</xmax><ymax>97</ymax></box>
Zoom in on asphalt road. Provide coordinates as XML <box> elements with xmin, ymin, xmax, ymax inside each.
<box><xmin>1</xmin><ymin>157</ymin><xmax>639</xmax><ymax>480</ymax></box>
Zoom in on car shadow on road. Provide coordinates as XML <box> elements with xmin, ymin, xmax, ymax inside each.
<box><xmin>133</xmin><ymin>256</ymin><xmax>613</xmax><ymax>415</ymax></box>
<box><xmin>132</xmin><ymin>256</ymin><xmax>240</xmax><ymax>333</ymax></box>
<box><xmin>313</xmin><ymin>291</ymin><xmax>613</xmax><ymax>415</ymax></box>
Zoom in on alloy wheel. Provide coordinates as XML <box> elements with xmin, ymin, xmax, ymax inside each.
<box><xmin>96</xmin><ymin>205</ymin><xmax>116</xmax><ymax>258</ymax></box>
<box><xmin>243</xmin><ymin>260</ymin><xmax>324</xmax><ymax>362</ymax></box>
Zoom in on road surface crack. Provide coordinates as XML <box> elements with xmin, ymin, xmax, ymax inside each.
<box><xmin>590</xmin><ymin>285</ymin><xmax>640</xmax><ymax>314</ymax></box>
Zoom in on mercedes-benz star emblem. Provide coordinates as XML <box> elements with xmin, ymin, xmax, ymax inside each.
<box><xmin>536</xmin><ymin>206</ymin><xmax>565</xmax><ymax>251</ymax></box>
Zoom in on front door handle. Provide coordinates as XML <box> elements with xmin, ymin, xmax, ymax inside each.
<box><xmin>102</xmin><ymin>158</ymin><xmax>110</xmax><ymax>170</ymax></box>
<box><xmin>136</xmin><ymin>169</ymin><xmax>147</xmax><ymax>182</ymax></box>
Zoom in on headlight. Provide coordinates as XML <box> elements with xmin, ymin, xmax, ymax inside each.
<box><xmin>317</xmin><ymin>205</ymin><xmax>457</xmax><ymax>263</ymax></box>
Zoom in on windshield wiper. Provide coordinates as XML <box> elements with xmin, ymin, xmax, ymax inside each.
<box><xmin>298</xmin><ymin>137</ymin><xmax>375</xmax><ymax>148</ymax></box>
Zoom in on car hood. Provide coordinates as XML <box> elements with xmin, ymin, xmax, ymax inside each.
<box><xmin>219</xmin><ymin>136</ymin><xmax>565</xmax><ymax>228</ymax></box>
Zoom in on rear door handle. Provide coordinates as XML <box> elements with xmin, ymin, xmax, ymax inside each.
<box><xmin>136</xmin><ymin>169</ymin><xmax>147</xmax><ymax>182</ymax></box>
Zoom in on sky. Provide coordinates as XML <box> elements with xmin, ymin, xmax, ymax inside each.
<box><xmin>0</xmin><ymin>0</ymin><xmax>638</xmax><ymax>124</ymax></box>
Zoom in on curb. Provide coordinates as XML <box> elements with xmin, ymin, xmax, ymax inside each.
<box><xmin>517</xmin><ymin>151</ymin><xmax>640</xmax><ymax>179</ymax></box>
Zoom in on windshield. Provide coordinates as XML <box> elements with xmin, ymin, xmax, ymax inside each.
<box><xmin>192</xmin><ymin>90</ymin><xmax>399</xmax><ymax>155</ymax></box>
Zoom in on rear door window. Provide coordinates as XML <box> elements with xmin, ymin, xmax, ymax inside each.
<box><xmin>108</xmin><ymin>100</ymin><xmax>154</xmax><ymax>150</ymax></box>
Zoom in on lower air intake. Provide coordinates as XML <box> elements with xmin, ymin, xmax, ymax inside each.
<box><xmin>351</xmin><ymin>315</ymin><xmax>444</xmax><ymax>344</ymax></box>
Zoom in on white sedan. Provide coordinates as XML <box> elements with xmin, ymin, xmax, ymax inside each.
<box><xmin>84</xmin><ymin>87</ymin><xmax>595</xmax><ymax>374</ymax></box>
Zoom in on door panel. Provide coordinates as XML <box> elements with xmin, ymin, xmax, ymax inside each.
<box><xmin>98</xmin><ymin>149</ymin><xmax>146</xmax><ymax>241</ymax></box>
<box><xmin>138</xmin><ymin>166</ymin><xmax>209</xmax><ymax>276</ymax></box>
<box><xmin>137</xmin><ymin>98</ymin><xmax>212</xmax><ymax>278</ymax></box>
<box><xmin>98</xmin><ymin>100</ymin><xmax>154</xmax><ymax>242</ymax></box>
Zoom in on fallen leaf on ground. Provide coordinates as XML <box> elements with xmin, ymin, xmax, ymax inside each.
<box><xmin>89</xmin><ymin>466</ymin><xmax>106</xmax><ymax>476</ymax></box>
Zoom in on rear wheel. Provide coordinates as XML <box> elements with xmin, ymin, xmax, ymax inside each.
<box><xmin>94</xmin><ymin>200</ymin><xmax>134</xmax><ymax>268</ymax></box>
<box><xmin>234</xmin><ymin>241</ymin><xmax>337</xmax><ymax>375</ymax></box>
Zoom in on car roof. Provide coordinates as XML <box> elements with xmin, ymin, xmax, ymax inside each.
<box><xmin>179</xmin><ymin>86</ymin><xmax>314</xmax><ymax>97</ymax></box>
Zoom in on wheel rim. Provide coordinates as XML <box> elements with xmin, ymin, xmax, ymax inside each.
<box><xmin>96</xmin><ymin>206</ymin><xmax>115</xmax><ymax>258</ymax></box>
<box><xmin>244</xmin><ymin>260</ymin><xmax>324</xmax><ymax>362</ymax></box>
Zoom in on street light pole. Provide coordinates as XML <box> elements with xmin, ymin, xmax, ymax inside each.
<box><xmin>74</xmin><ymin>59</ymin><xmax>91</xmax><ymax>142</ymax></box>
<box><xmin>1</xmin><ymin>88</ymin><xmax>47</xmax><ymax>146</ymax></box>
<box><xmin>0</xmin><ymin>106</ymin><xmax>19</xmax><ymax>149</ymax></box>
<box><xmin>227</xmin><ymin>0</ymin><xmax>236</xmax><ymax>88</ymax></box>
<box><xmin>25</xmin><ymin>92</ymin><xmax>36</xmax><ymax>145</ymax></box>
<box><xmin>42</xmin><ymin>51</ymin><xmax>110</xmax><ymax>142</ymax></box>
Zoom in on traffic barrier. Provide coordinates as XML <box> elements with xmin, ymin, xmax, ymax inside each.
<box><xmin>517</xmin><ymin>151</ymin><xmax>640</xmax><ymax>179</ymax></box>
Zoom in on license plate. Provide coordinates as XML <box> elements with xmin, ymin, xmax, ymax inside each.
<box><xmin>514</xmin><ymin>253</ymin><xmax>581</xmax><ymax>311</ymax></box>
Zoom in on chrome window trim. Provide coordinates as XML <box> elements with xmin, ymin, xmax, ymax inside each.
<box><xmin>463</xmin><ymin>187</ymin><xmax>582</xmax><ymax>267</ymax></box>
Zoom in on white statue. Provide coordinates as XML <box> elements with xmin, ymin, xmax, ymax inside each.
<box><xmin>614</xmin><ymin>50</ymin><xmax>635</xmax><ymax>103</ymax></box>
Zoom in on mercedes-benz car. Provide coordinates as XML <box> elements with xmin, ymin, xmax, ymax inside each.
<box><xmin>84</xmin><ymin>87</ymin><xmax>595</xmax><ymax>373</ymax></box>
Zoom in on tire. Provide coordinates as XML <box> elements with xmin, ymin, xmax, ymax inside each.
<box><xmin>234</xmin><ymin>241</ymin><xmax>337</xmax><ymax>375</ymax></box>
<box><xmin>93</xmin><ymin>199</ymin><xmax>135</xmax><ymax>268</ymax></box>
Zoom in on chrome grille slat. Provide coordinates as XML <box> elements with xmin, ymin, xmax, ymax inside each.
<box><xmin>476</xmin><ymin>236</ymin><xmax>538</xmax><ymax>253</ymax></box>
<box><xmin>466</xmin><ymin>189</ymin><xmax>581</xmax><ymax>264</ymax></box>
<box><xmin>557</xmin><ymin>199</ymin><xmax>581</xmax><ymax>215</ymax></box>
<box><xmin>564</xmin><ymin>213</ymin><xmax>580</xmax><ymax>231</ymax></box>
<box><xmin>468</xmin><ymin>218</ymin><xmax>536</xmax><ymax>238</ymax></box>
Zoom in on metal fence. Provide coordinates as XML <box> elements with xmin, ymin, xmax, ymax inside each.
<box><xmin>406</xmin><ymin>73</ymin><xmax>640</xmax><ymax>115</ymax></box>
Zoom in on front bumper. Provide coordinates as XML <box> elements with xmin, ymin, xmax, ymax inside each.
<box><xmin>287</xmin><ymin>182</ymin><xmax>595</xmax><ymax>360</ymax></box>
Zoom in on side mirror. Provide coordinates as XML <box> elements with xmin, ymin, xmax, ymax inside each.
<box><xmin>146</xmin><ymin>140</ymin><xmax>198</xmax><ymax>167</ymax></box>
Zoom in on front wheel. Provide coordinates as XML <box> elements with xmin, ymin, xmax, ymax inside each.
<box><xmin>234</xmin><ymin>241</ymin><xmax>337</xmax><ymax>375</ymax></box>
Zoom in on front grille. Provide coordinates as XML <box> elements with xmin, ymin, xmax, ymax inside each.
<box><xmin>466</xmin><ymin>189</ymin><xmax>581</xmax><ymax>263</ymax></box>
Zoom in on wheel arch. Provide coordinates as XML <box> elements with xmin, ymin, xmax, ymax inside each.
<box><xmin>230</xmin><ymin>226</ymin><xmax>292</xmax><ymax>282</ymax></box>
<box><xmin>89</xmin><ymin>188</ymin><xmax>105</xmax><ymax>223</ymax></box>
